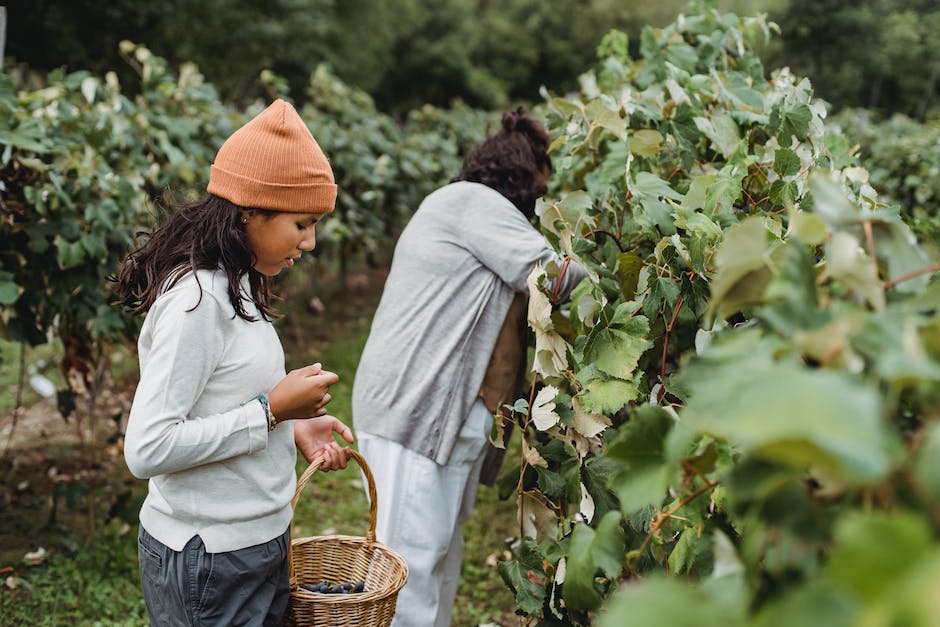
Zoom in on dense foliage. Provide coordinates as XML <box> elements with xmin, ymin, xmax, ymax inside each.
<box><xmin>0</xmin><ymin>45</ymin><xmax>488</xmax><ymax>413</ymax></box>
<box><xmin>829</xmin><ymin>109</ymin><xmax>940</xmax><ymax>252</ymax></box>
<box><xmin>12</xmin><ymin>0</ymin><xmax>721</xmax><ymax>112</ymax></box>
<box><xmin>769</xmin><ymin>0</ymin><xmax>940</xmax><ymax>118</ymax></box>
<box><xmin>15</xmin><ymin>0</ymin><xmax>937</xmax><ymax>118</ymax></box>
<box><xmin>495</xmin><ymin>4</ymin><xmax>940</xmax><ymax>625</ymax></box>
<box><xmin>0</xmin><ymin>45</ymin><xmax>231</xmax><ymax>395</ymax></box>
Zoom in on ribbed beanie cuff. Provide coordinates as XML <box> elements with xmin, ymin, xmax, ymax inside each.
<box><xmin>207</xmin><ymin>99</ymin><xmax>336</xmax><ymax>213</ymax></box>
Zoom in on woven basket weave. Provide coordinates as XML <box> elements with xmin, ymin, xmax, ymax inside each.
<box><xmin>283</xmin><ymin>449</ymin><xmax>408</xmax><ymax>627</ymax></box>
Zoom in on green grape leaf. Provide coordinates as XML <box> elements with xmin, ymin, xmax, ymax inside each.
<box><xmin>773</xmin><ymin>148</ymin><xmax>801</xmax><ymax>177</ymax></box>
<box><xmin>582</xmin><ymin>316</ymin><xmax>652</xmax><ymax>379</ymax></box>
<box><xmin>0</xmin><ymin>272</ymin><xmax>22</xmax><ymax>305</ymax></box>
<box><xmin>598</xmin><ymin>576</ymin><xmax>739</xmax><ymax>627</ymax></box>
<box><xmin>585</xmin><ymin>99</ymin><xmax>627</xmax><ymax>141</ymax></box>
<box><xmin>497</xmin><ymin>560</ymin><xmax>547</xmax><ymax>616</ymax></box>
<box><xmin>706</xmin><ymin>217</ymin><xmax>779</xmax><ymax>322</ymax></box>
<box><xmin>680</xmin><ymin>332</ymin><xmax>901</xmax><ymax>484</ymax></box>
<box><xmin>630</xmin><ymin>129</ymin><xmax>664</xmax><ymax>157</ymax></box>
<box><xmin>826</xmin><ymin>512</ymin><xmax>932</xmax><ymax>600</ymax></box>
<box><xmin>914</xmin><ymin>422</ymin><xmax>940</xmax><ymax>503</ymax></box>
<box><xmin>827</xmin><ymin>231</ymin><xmax>884</xmax><ymax>310</ymax></box>
<box><xmin>614</xmin><ymin>252</ymin><xmax>644</xmax><ymax>299</ymax></box>
<box><xmin>773</xmin><ymin>103</ymin><xmax>812</xmax><ymax>145</ymax></box>
<box><xmin>786</xmin><ymin>211</ymin><xmax>828</xmax><ymax>245</ymax></box>
<box><xmin>751</xmin><ymin>581</ymin><xmax>857</xmax><ymax>627</ymax></box>
<box><xmin>769</xmin><ymin>179</ymin><xmax>799</xmax><ymax>208</ymax></box>
<box><xmin>633</xmin><ymin>171</ymin><xmax>684</xmax><ymax>201</ymax></box>
<box><xmin>578</xmin><ymin>378</ymin><xmax>639</xmax><ymax>414</ymax></box>
<box><xmin>562</xmin><ymin>511</ymin><xmax>625</xmax><ymax>611</ymax></box>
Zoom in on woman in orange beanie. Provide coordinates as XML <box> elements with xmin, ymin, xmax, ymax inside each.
<box><xmin>116</xmin><ymin>99</ymin><xmax>352</xmax><ymax>626</ymax></box>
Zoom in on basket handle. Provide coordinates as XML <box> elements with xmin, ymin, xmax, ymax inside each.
<box><xmin>288</xmin><ymin>449</ymin><xmax>378</xmax><ymax>581</ymax></box>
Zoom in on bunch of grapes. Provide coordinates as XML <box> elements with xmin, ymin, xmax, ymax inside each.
<box><xmin>300</xmin><ymin>581</ymin><xmax>366</xmax><ymax>594</ymax></box>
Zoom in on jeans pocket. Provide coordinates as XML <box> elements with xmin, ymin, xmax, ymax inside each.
<box><xmin>138</xmin><ymin>536</ymin><xmax>163</xmax><ymax>570</ymax></box>
<box><xmin>195</xmin><ymin>550</ymin><xmax>216</xmax><ymax>617</ymax></box>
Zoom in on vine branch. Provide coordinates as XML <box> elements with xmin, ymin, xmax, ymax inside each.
<box><xmin>657</xmin><ymin>296</ymin><xmax>684</xmax><ymax>404</ymax></box>
<box><xmin>632</xmin><ymin>478</ymin><xmax>718</xmax><ymax>563</ymax></box>
<box><xmin>518</xmin><ymin>374</ymin><xmax>540</xmax><ymax>539</ymax></box>
<box><xmin>884</xmin><ymin>263</ymin><xmax>940</xmax><ymax>290</ymax></box>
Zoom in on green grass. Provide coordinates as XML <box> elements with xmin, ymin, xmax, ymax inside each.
<box><xmin>1</xmin><ymin>299</ymin><xmax>521</xmax><ymax>626</ymax></box>
<box><xmin>0</xmin><ymin>525</ymin><xmax>148</xmax><ymax>626</ymax></box>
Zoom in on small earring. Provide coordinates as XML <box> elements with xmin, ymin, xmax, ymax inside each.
<box><xmin>241</xmin><ymin>217</ymin><xmax>248</xmax><ymax>225</ymax></box>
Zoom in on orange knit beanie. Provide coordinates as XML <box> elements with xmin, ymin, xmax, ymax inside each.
<box><xmin>207</xmin><ymin>99</ymin><xmax>336</xmax><ymax>213</ymax></box>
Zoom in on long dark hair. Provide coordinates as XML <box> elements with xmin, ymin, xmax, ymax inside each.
<box><xmin>115</xmin><ymin>194</ymin><xmax>275</xmax><ymax>321</ymax></box>
<box><xmin>453</xmin><ymin>107</ymin><xmax>552</xmax><ymax>218</ymax></box>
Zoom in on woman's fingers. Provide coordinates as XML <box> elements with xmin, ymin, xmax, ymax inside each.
<box><xmin>332</xmin><ymin>419</ymin><xmax>354</xmax><ymax>444</ymax></box>
<box><xmin>319</xmin><ymin>443</ymin><xmax>351</xmax><ymax>471</ymax></box>
<box><xmin>292</xmin><ymin>363</ymin><xmax>322</xmax><ymax>377</ymax></box>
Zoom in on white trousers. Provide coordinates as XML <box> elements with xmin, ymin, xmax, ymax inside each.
<box><xmin>356</xmin><ymin>399</ymin><xmax>491</xmax><ymax>627</ymax></box>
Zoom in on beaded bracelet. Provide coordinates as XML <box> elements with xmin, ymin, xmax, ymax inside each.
<box><xmin>252</xmin><ymin>392</ymin><xmax>277</xmax><ymax>431</ymax></box>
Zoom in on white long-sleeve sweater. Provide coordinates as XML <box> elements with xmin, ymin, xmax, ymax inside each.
<box><xmin>124</xmin><ymin>268</ymin><xmax>296</xmax><ymax>553</ymax></box>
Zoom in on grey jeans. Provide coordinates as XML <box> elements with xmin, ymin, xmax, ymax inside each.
<box><xmin>137</xmin><ymin>526</ymin><xmax>291</xmax><ymax>626</ymax></box>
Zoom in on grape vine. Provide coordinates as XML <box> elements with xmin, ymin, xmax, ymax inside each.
<box><xmin>496</xmin><ymin>4</ymin><xmax>940</xmax><ymax>625</ymax></box>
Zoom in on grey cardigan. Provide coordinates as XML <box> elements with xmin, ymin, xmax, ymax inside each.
<box><xmin>352</xmin><ymin>181</ymin><xmax>586</xmax><ymax>465</ymax></box>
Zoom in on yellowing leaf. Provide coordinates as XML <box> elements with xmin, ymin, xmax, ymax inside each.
<box><xmin>532</xmin><ymin>385</ymin><xmax>561</xmax><ymax>431</ymax></box>
<box><xmin>522</xmin><ymin>438</ymin><xmax>549</xmax><ymax>468</ymax></box>
<box><xmin>572</xmin><ymin>397</ymin><xmax>612</xmax><ymax>438</ymax></box>
<box><xmin>527</xmin><ymin>266</ymin><xmax>553</xmax><ymax>332</ymax></box>
<box><xmin>579</xmin><ymin>482</ymin><xmax>596</xmax><ymax>523</ymax></box>
<box><xmin>520</xmin><ymin>491</ymin><xmax>559</xmax><ymax>542</ymax></box>
<box><xmin>534</xmin><ymin>329</ymin><xmax>569</xmax><ymax>377</ymax></box>
<box><xmin>585</xmin><ymin>99</ymin><xmax>627</xmax><ymax>140</ymax></box>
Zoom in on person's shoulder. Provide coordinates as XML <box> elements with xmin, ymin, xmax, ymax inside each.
<box><xmin>441</xmin><ymin>180</ymin><xmax>508</xmax><ymax>201</ymax></box>
<box><xmin>425</xmin><ymin>181</ymin><xmax>515</xmax><ymax>214</ymax></box>
<box><xmin>156</xmin><ymin>267</ymin><xmax>230</xmax><ymax>313</ymax></box>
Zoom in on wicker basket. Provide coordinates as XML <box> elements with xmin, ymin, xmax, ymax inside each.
<box><xmin>283</xmin><ymin>449</ymin><xmax>409</xmax><ymax>627</ymax></box>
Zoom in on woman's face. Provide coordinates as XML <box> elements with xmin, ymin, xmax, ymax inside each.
<box><xmin>243</xmin><ymin>210</ymin><xmax>321</xmax><ymax>276</ymax></box>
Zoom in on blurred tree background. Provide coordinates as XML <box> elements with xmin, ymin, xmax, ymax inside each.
<box><xmin>14</xmin><ymin>0</ymin><xmax>937</xmax><ymax>119</ymax></box>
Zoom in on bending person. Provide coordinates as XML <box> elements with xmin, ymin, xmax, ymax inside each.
<box><xmin>352</xmin><ymin>108</ymin><xmax>586</xmax><ymax>627</ymax></box>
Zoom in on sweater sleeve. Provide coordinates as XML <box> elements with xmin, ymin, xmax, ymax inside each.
<box><xmin>124</xmin><ymin>288</ymin><xmax>269</xmax><ymax>479</ymax></box>
<box><xmin>460</xmin><ymin>192</ymin><xmax>588</xmax><ymax>299</ymax></box>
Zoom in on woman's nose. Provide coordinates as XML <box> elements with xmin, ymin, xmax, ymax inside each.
<box><xmin>300</xmin><ymin>231</ymin><xmax>316</xmax><ymax>251</ymax></box>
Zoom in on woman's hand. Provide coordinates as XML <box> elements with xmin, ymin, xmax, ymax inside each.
<box><xmin>268</xmin><ymin>363</ymin><xmax>339</xmax><ymax>422</ymax></box>
<box><xmin>293</xmin><ymin>415</ymin><xmax>354</xmax><ymax>471</ymax></box>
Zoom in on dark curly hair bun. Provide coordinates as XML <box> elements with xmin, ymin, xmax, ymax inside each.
<box><xmin>501</xmin><ymin>107</ymin><xmax>549</xmax><ymax>152</ymax></box>
<box><xmin>453</xmin><ymin>107</ymin><xmax>552</xmax><ymax>218</ymax></box>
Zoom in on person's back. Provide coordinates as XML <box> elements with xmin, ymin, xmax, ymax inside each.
<box><xmin>354</xmin><ymin>180</ymin><xmax>560</xmax><ymax>464</ymax></box>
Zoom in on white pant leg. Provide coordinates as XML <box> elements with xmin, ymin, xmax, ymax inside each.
<box><xmin>434</xmin><ymin>425</ymin><xmax>488</xmax><ymax>627</ymax></box>
<box><xmin>356</xmin><ymin>399</ymin><xmax>491</xmax><ymax>627</ymax></box>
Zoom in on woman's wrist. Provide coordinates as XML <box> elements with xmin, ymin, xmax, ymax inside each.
<box><xmin>251</xmin><ymin>392</ymin><xmax>278</xmax><ymax>431</ymax></box>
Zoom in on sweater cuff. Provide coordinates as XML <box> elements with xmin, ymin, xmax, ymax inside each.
<box><xmin>244</xmin><ymin>400</ymin><xmax>269</xmax><ymax>453</ymax></box>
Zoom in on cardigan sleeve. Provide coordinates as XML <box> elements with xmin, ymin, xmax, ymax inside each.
<box><xmin>124</xmin><ymin>287</ymin><xmax>269</xmax><ymax>479</ymax></box>
<box><xmin>460</xmin><ymin>192</ymin><xmax>588</xmax><ymax>299</ymax></box>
